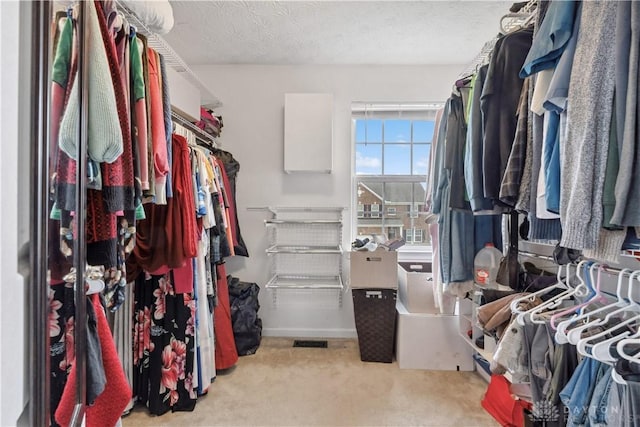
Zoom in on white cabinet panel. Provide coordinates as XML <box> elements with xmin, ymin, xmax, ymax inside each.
<box><xmin>284</xmin><ymin>93</ymin><xmax>333</xmax><ymax>173</ymax></box>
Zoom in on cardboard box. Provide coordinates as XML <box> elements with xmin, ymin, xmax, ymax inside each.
<box><xmin>395</xmin><ymin>300</ymin><xmax>474</xmax><ymax>371</ymax></box>
<box><xmin>397</xmin><ymin>262</ymin><xmax>436</xmax><ymax>314</ymax></box>
<box><xmin>349</xmin><ymin>249</ymin><xmax>398</xmax><ymax>289</ymax></box>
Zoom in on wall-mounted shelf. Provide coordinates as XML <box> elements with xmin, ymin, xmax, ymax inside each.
<box><xmin>266</xmin><ymin>245</ymin><xmax>343</xmax><ymax>254</ymax></box>
<box><xmin>265</xmin><ymin>219</ymin><xmax>342</xmax><ymax>225</ymax></box>
<box><xmin>265</xmin><ymin>275</ymin><xmax>344</xmax><ymax>290</ymax></box>
<box><xmin>264</xmin><ymin>207</ymin><xmax>345</xmax><ymax>305</ymax></box>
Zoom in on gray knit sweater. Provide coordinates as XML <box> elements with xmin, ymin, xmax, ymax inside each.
<box><xmin>560</xmin><ymin>1</ymin><xmax>618</xmax><ymax>250</ymax></box>
<box><xmin>611</xmin><ymin>1</ymin><xmax>640</xmax><ymax>226</ymax></box>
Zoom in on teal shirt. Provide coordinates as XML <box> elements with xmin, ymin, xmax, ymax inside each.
<box><xmin>52</xmin><ymin>17</ymin><xmax>73</xmax><ymax>87</ymax></box>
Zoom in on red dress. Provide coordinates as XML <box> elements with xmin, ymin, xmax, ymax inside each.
<box><xmin>214</xmin><ymin>263</ymin><xmax>239</xmax><ymax>370</ymax></box>
<box><xmin>127</xmin><ymin>134</ymin><xmax>198</xmax><ymax>282</ymax></box>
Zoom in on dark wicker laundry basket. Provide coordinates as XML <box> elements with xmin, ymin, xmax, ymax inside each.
<box><xmin>352</xmin><ymin>288</ymin><xmax>397</xmax><ymax>363</ymax></box>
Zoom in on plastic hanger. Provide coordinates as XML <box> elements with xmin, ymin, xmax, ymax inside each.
<box><xmin>616</xmin><ymin>337</ymin><xmax>640</xmax><ymax>364</ymax></box>
<box><xmin>576</xmin><ymin>312</ymin><xmax>640</xmax><ymax>359</ymax></box>
<box><xmin>516</xmin><ymin>263</ymin><xmax>578</xmax><ymax>325</ymax></box>
<box><xmin>514</xmin><ymin>263</ymin><xmax>569</xmax><ymax>325</ymax></box>
<box><xmin>560</xmin><ymin>269</ymin><xmax>635</xmax><ymax>345</ymax></box>
<box><xmin>509</xmin><ymin>266</ymin><xmax>568</xmax><ymax>314</ymax></box>
<box><xmin>612</xmin><ymin>336</ymin><xmax>640</xmax><ymax>385</ymax></box>
<box><xmin>591</xmin><ymin>323</ymin><xmax>640</xmax><ymax>363</ymax></box>
<box><xmin>587</xmin><ymin>272</ymin><xmax>640</xmax><ymax>362</ymax></box>
<box><xmin>550</xmin><ymin>263</ymin><xmax>608</xmax><ymax>330</ymax></box>
<box><xmin>510</xmin><ymin>263</ymin><xmax>568</xmax><ymax>317</ymax></box>
<box><xmin>524</xmin><ymin>262</ymin><xmax>591</xmax><ymax>325</ymax></box>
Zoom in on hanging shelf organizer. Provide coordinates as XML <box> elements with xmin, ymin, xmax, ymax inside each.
<box><xmin>263</xmin><ymin>207</ymin><xmax>345</xmax><ymax>305</ymax></box>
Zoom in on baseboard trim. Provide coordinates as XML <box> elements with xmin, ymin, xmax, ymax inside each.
<box><xmin>262</xmin><ymin>328</ymin><xmax>358</xmax><ymax>339</ymax></box>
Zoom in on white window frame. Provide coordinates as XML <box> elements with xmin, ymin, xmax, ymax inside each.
<box><xmin>352</xmin><ymin>103</ymin><xmax>442</xmax><ymax>252</ymax></box>
<box><xmin>370</xmin><ymin>203</ymin><xmax>380</xmax><ymax>218</ymax></box>
<box><xmin>387</xmin><ymin>207</ymin><xmax>397</xmax><ymax>216</ymax></box>
<box><xmin>405</xmin><ymin>229</ymin><xmax>413</xmax><ymax>242</ymax></box>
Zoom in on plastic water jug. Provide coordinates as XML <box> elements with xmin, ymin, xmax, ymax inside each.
<box><xmin>474</xmin><ymin>243</ymin><xmax>502</xmax><ymax>287</ymax></box>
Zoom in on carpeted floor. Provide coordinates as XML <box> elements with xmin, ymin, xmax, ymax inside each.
<box><xmin>123</xmin><ymin>337</ymin><xmax>497</xmax><ymax>426</ymax></box>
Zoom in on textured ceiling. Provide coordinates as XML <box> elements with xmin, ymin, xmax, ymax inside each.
<box><xmin>164</xmin><ymin>1</ymin><xmax>513</xmax><ymax>65</ymax></box>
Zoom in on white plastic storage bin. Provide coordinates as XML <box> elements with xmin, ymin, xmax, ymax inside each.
<box><xmin>397</xmin><ymin>262</ymin><xmax>436</xmax><ymax>314</ymax></box>
<box><xmin>395</xmin><ymin>300</ymin><xmax>474</xmax><ymax>371</ymax></box>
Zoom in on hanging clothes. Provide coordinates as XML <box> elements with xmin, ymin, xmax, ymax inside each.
<box><xmin>480</xmin><ymin>26</ymin><xmax>533</xmax><ymax>205</ymax></box>
<box><xmin>147</xmin><ymin>47</ymin><xmax>169</xmax><ymax>205</ymax></box>
<box><xmin>212</xmin><ymin>149</ymin><xmax>249</xmax><ymax>257</ymax></box>
<box><xmin>434</xmin><ymin>94</ymin><xmax>475</xmax><ymax>286</ymax></box>
<box><xmin>611</xmin><ymin>2</ymin><xmax>640</xmax><ymax>227</ymax></box>
<box><xmin>194</xmin><ymin>232</ymin><xmax>215</xmax><ymax>394</ymax></box>
<box><xmin>132</xmin><ymin>272</ymin><xmax>197</xmax><ymax>415</ymax></box>
<box><xmin>159</xmin><ymin>54</ymin><xmax>174</xmax><ymax>199</ymax></box>
<box><xmin>127</xmin><ymin>134</ymin><xmax>199</xmax><ymax>280</ymax></box>
<box><xmin>55</xmin><ymin>294</ymin><xmax>131</xmax><ymax>427</ymax></box>
<box><xmin>213</xmin><ymin>263</ymin><xmax>239</xmax><ymax>370</ymax></box>
<box><xmin>560</xmin><ymin>1</ymin><xmax>618</xmax><ymax>251</ymax></box>
<box><xmin>48</xmin><ymin>283</ymin><xmax>75</xmax><ymax>427</ymax></box>
<box><xmin>465</xmin><ymin>64</ymin><xmax>495</xmax><ymax>213</ymax></box>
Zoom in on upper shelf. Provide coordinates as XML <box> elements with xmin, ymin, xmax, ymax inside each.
<box><xmin>266</xmin><ymin>245</ymin><xmax>343</xmax><ymax>254</ymax></box>
<box><xmin>265</xmin><ymin>275</ymin><xmax>344</xmax><ymax>290</ymax></box>
<box><xmin>265</xmin><ymin>219</ymin><xmax>342</xmax><ymax>225</ymax></box>
<box><xmin>116</xmin><ymin>1</ymin><xmax>222</xmax><ymax>108</ymax></box>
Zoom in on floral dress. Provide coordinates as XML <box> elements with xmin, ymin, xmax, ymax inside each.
<box><xmin>132</xmin><ymin>271</ymin><xmax>197</xmax><ymax>415</ymax></box>
<box><xmin>49</xmin><ymin>282</ymin><xmax>75</xmax><ymax>427</ymax></box>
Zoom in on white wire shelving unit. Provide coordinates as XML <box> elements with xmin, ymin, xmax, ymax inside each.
<box><xmin>263</xmin><ymin>207</ymin><xmax>346</xmax><ymax>306</ymax></box>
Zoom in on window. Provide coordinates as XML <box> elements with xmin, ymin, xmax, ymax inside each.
<box><xmin>388</xmin><ymin>227</ymin><xmax>399</xmax><ymax>239</ymax></box>
<box><xmin>404</xmin><ymin>228</ymin><xmax>423</xmax><ymax>244</ymax></box>
<box><xmin>353</xmin><ymin>103</ymin><xmax>440</xmax><ymax>248</ymax></box>
<box><xmin>370</xmin><ymin>203</ymin><xmax>380</xmax><ymax>218</ymax></box>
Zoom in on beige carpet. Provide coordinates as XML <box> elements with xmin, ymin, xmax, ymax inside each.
<box><xmin>123</xmin><ymin>338</ymin><xmax>497</xmax><ymax>427</ymax></box>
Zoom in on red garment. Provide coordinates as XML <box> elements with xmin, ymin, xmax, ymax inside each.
<box><xmin>172</xmin><ymin>134</ymin><xmax>199</xmax><ymax>260</ymax></box>
<box><xmin>173</xmin><ymin>259</ymin><xmax>194</xmax><ymax>294</ymax></box>
<box><xmin>481</xmin><ymin>375</ymin><xmax>528</xmax><ymax>427</ymax></box>
<box><xmin>146</xmin><ymin>47</ymin><xmax>169</xmax><ymax>182</ymax></box>
<box><xmin>127</xmin><ymin>134</ymin><xmax>198</xmax><ymax>282</ymax></box>
<box><xmin>55</xmin><ymin>295</ymin><xmax>131</xmax><ymax>427</ymax></box>
<box><xmin>214</xmin><ymin>264</ymin><xmax>238</xmax><ymax>370</ymax></box>
<box><xmin>135</xmin><ymin>98</ymin><xmax>149</xmax><ymax>190</ymax></box>
<box><xmin>95</xmin><ymin>0</ymin><xmax>135</xmax><ymax>213</ymax></box>
<box><xmin>215</xmin><ymin>157</ymin><xmax>239</xmax><ymax>253</ymax></box>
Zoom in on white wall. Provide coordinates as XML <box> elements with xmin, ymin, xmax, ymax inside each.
<box><xmin>194</xmin><ymin>64</ymin><xmax>461</xmax><ymax>337</ymax></box>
